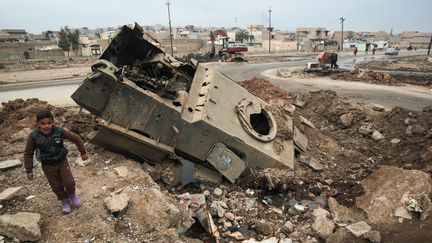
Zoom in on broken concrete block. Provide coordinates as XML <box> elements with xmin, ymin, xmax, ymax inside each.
<box><xmin>0</xmin><ymin>160</ymin><xmax>22</xmax><ymax>171</ymax></box>
<box><xmin>394</xmin><ymin>207</ymin><xmax>412</xmax><ymax>221</ymax></box>
<box><xmin>114</xmin><ymin>166</ymin><xmax>130</xmax><ymax>177</ymax></box>
<box><xmin>0</xmin><ymin>212</ymin><xmax>41</xmax><ymax>241</ymax></box>
<box><xmin>371</xmin><ymin>131</ymin><xmax>384</xmax><ymax>141</ymax></box>
<box><xmin>299</xmin><ymin>155</ymin><xmax>324</xmax><ymax>171</ymax></box>
<box><xmin>294</xmin><ymin>98</ymin><xmax>306</xmax><ymax>108</ymax></box>
<box><xmin>0</xmin><ymin>187</ymin><xmax>29</xmax><ymax>203</ymax></box>
<box><xmin>326</xmin><ymin>227</ymin><xmax>363</xmax><ymax>243</ymax></box>
<box><xmin>372</xmin><ymin>104</ymin><xmax>385</xmax><ymax>112</ymax></box>
<box><xmin>328</xmin><ymin>197</ymin><xmax>364</xmax><ymax>223</ymax></box>
<box><xmin>312</xmin><ymin>208</ymin><xmax>335</xmax><ymax>239</ymax></box>
<box><xmin>254</xmin><ymin>219</ymin><xmax>274</xmax><ymax>236</ymax></box>
<box><xmin>346</xmin><ymin>221</ymin><xmax>371</xmax><ymax>237</ymax></box>
<box><xmin>104</xmin><ymin>193</ymin><xmax>130</xmax><ymax>216</ymax></box>
<box><xmin>300</xmin><ymin>115</ymin><xmax>316</xmax><ymax>128</ymax></box>
<box><xmin>390</xmin><ymin>138</ymin><xmax>401</xmax><ymax>144</ymax></box>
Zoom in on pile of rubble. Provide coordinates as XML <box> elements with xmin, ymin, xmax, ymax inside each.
<box><xmin>1</xmin><ymin>76</ymin><xmax>432</xmax><ymax>242</ymax></box>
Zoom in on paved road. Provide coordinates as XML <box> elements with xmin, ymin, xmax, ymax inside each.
<box><xmin>217</xmin><ymin>50</ymin><xmax>432</xmax><ymax>111</ymax></box>
<box><xmin>0</xmin><ymin>50</ymin><xmax>430</xmax><ymax>110</ymax></box>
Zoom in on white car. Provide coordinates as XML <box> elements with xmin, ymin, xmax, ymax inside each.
<box><xmin>385</xmin><ymin>48</ymin><xmax>399</xmax><ymax>55</ymax></box>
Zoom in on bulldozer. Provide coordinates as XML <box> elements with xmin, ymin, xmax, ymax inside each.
<box><xmin>71</xmin><ymin>24</ymin><xmax>294</xmax><ymax>185</ymax></box>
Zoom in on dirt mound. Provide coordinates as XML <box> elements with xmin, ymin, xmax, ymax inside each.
<box><xmin>1</xmin><ymin>83</ymin><xmax>431</xmax><ymax>242</ymax></box>
<box><xmin>330</xmin><ymin>70</ymin><xmax>403</xmax><ymax>86</ymax></box>
<box><xmin>356</xmin><ymin>56</ymin><xmax>432</xmax><ymax>73</ymax></box>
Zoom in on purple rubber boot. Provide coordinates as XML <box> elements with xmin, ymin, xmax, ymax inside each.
<box><xmin>69</xmin><ymin>194</ymin><xmax>81</xmax><ymax>208</ymax></box>
<box><xmin>61</xmin><ymin>199</ymin><xmax>71</xmax><ymax>214</ymax></box>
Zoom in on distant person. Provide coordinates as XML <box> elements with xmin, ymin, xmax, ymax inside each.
<box><xmin>353</xmin><ymin>47</ymin><xmax>358</xmax><ymax>56</ymax></box>
<box><xmin>331</xmin><ymin>51</ymin><xmax>338</xmax><ymax>68</ymax></box>
<box><xmin>372</xmin><ymin>45</ymin><xmax>376</xmax><ymax>55</ymax></box>
<box><xmin>365</xmin><ymin>46</ymin><xmax>369</xmax><ymax>55</ymax></box>
<box><xmin>24</xmin><ymin>110</ymin><xmax>88</xmax><ymax>214</ymax></box>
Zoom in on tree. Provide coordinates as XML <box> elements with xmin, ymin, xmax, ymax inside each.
<box><xmin>68</xmin><ymin>29</ymin><xmax>80</xmax><ymax>51</ymax></box>
<box><xmin>235</xmin><ymin>29</ymin><xmax>249</xmax><ymax>43</ymax></box>
<box><xmin>58</xmin><ymin>27</ymin><xmax>71</xmax><ymax>52</ymax></box>
<box><xmin>57</xmin><ymin>26</ymin><xmax>80</xmax><ymax>55</ymax></box>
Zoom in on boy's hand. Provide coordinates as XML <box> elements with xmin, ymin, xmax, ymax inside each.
<box><xmin>81</xmin><ymin>154</ymin><xmax>89</xmax><ymax>161</ymax></box>
<box><xmin>27</xmin><ymin>172</ymin><xmax>34</xmax><ymax>180</ymax></box>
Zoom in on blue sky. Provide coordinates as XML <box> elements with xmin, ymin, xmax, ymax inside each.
<box><xmin>0</xmin><ymin>0</ymin><xmax>431</xmax><ymax>34</ymax></box>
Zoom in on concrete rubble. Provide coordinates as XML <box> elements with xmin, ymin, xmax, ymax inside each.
<box><xmin>104</xmin><ymin>193</ymin><xmax>131</xmax><ymax>216</ymax></box>
<box><xmin>356</xmin><ymin>166</ymin><xmax>432</xmax><ymax>224</ymax></box>
<box><xmin>0</xmin><ymin>186</ymin><xmax>29</xmax><ymax>203</ymax></box>
<box><xmin>0</xmin><ymin>159</ymin><xmax>22</xmax><ymax>171</ymax></box>
<box><xmin>0</xmin><ymin>212</ymin><xmax>41</xmax><ymax>241</ymax></box>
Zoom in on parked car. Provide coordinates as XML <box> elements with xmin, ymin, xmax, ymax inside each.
<box><xmin>385</xmin><ymin>48</ymin><xmax>399</xmax><ymax>55</ymax></box>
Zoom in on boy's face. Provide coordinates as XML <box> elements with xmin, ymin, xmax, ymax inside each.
<box><xmin>38</xmin><ymin>118</ymin><xmax>54</xmax><ymax>134</ymax></box>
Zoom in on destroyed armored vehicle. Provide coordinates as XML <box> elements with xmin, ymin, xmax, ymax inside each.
<box><xmin>72</xmin><ymin>24</ymin><xmax>295</xmax><ymax>185</ymax></box>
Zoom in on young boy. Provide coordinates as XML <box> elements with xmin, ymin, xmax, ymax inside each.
<box><xmin>24</xmin><ymin>109</ymin><xmax>88</xmax><ymax>214</ymax></box>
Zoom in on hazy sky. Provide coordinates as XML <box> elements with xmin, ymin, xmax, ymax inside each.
<box><xmin>1</xmin><ymin>0</ymin><xmax>431</xmax><ymax>34</ymax></box>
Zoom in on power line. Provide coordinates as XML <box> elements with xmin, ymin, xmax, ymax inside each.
<box><xmin>166</xmin><ymin>0</ymin><xmax>174</xmax><ymax>56</ymax></box>
<box><xmin>340</xmin><ymin>17</ymin><xmax>345</xmax><ymax>51</ymax></box>
<box><xmin>267</xmin><ymin>7</ymin><xmax>273</xmax><ymax>53</ymax></box>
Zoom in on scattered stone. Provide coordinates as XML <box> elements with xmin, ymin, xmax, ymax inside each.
<box><xmin>312</xmin><ymin>208</ymin><xmax>335</xmax><ymax>239</ymax></box>
<box><xmin>225</xmin><ymin>212</ymin><xmax>235</xmax><ymax>222</ymax></box>
<box><xmin>411</xmin><ymin>124</ymin><xmax>426</xmax><ymax>135</ymax></box>
<box><xmin>358</xmin><ymin>124</ymin><xmax>373</xmax><ymax>136</ymax></box>
<box><xmin>0</xmin><ymin>187</ymin><xmax>29</xmax><ymax>203</ymax></box>
<box><xmin>104</xmin><ymin>193</ymin><xmax>130</xmax><ymax>216</ymax></box>
<box><xmin>363</xmin><ymin>230</ymin><xmax>381</xmax><ymax>243</ymax></box>
<box><xmin>209</xmin><ymin>201</ymin><xmax>226</xmax><ymax>218</ymax></box>
<box><xmin>405</xmin><ymin>126</ymin><xmax>413</xmax><ymax>135</ymax></box>
<box><xmin>213</xmin><ymin>188</ymin><xmax>223</xmax><ymax>197</ymax></box>
<box><xmin>0</xmin><ymin>212</ymin><xmax>41</xmax><ymax>241</ymax></box>
<box><xmin>346</xmin><ymin>221</ymin><xmax>372</xmax><ymax>237</ymax></box>
<box><xmin>227</xmin><ymin>199</ymin><xmax>236</xmax><ymax>209</ymax></box>
<box><xmin>225</xmin><ymin>231</ymin><xmax>246</xmax><ymax>240</ymax></box>
<box><xmin>0</xmin><ymin>235</ymin><xmax>4</xmax><ymax>243</ymax></box>
<box><xmin>114</xmin><ymin>166</ymin><xmax>130</xmax><ymax>177</ymax></box>
<box><xmin>371</xmin><ymin>131</ymin><xmax>384</xmax><ymax>141</ymax></box>
<box><xmin>282</xmin><ymin>221</ymin><xmax>294</xmax><ymax>234</ymax></box>
<box><xmin>390</xmin><ymin>138</ymin><xmax>400</xmax><ymax>144</ymax></box>
<box><xmin>0</xmin><ymin>160</ymin><xmax>22</xmax><ymax>171</ymax></box>
<box><xmin>372</xmin><ymin>104</ymin><xmax>385</xmax><ymax>111</ymax></box>
<box><xmin>328</xmin><ymin>197</ymin><xmax>364</xmax><ymax>223</ymax></box>
<box><xmin>300</xmin><ymin>116</ymin><xmax>316</xmax><ymax>128</ymax></box>
<box><xmin>294</xmin><ymin>98</ymin><xmax>306</xmax><ymax>108</ymax></box>
<box><xmin>203</xmin><ymin>190</ymin><xmax>210</xmax><ymax>197</ymax></box>
<box><xmin>356</xmin><ymin>166</ymin><xmax>432</xmax><ymax>224</ymax></box>
<box><xmin>324</xmin><ymin>179</ymin><xmax>334</xmax><ymax>185</ymax></box>
<box><xmin>299</xmin><ymin>155</ymin><xmax>324</xmax><ymax>171</ymax></box>
<box><xmin>254</xmin><ymin>220</ymin><xmax>274</xmax><ymax>236</ymax></box>
<box><xmin>26</xmin><ymin>195</ymin><xmax>36</xmax><ymax>200</ymax></box>
<box><xmin>402</xmin><ymin>163</ymin><xmax>413</xmax><ymax>170</ymax></box>
<box><xmin>339</xmin><ymin>113</ymin><xmax>354</xmax><ymax>128</ymax></box>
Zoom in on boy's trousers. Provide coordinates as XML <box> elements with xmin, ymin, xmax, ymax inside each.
<box><xmin>42</xmin><ymin>159</ymin><xmax>76</xmax><ymax>200</ymax></box>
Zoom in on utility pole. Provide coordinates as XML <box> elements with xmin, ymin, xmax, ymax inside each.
<box><xmin>166</xmin><ymin>0</ymin><xmax>174</xmax><ymax>56</ymax></box>
<box><xmin>268</xmin><ymin>7</ymin><xmax>273</xmax><ymax>53</ymax></box>
<box><xmin>428</xmin><ymin>35</ymin><xmax>432</xmax><ymax>55</ymax></box>
<box><xmin>340</xmin><ymin>17</ymin><xmax>345</xmax><ymax>51</ymax></box>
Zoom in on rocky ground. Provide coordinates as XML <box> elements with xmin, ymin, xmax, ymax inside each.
<box><xmin>0</xmin><ymin>77</ymin><xmax>431</xmax><ymax>242</ymax></box>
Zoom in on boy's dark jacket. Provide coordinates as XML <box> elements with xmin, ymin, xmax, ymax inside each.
<box><xmin>24</xmin><ymin>126</ymin><xmax>86</xmax><ymax>172</ymax></box>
